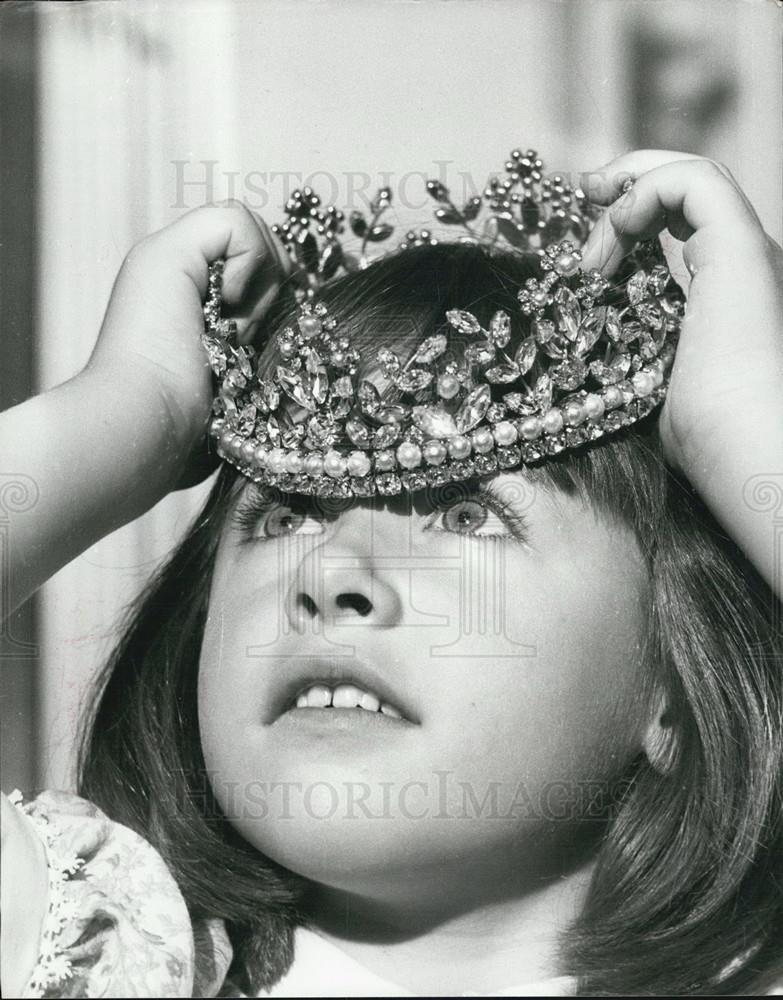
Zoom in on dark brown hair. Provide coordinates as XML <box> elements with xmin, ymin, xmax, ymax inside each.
<box><xmin>79</xmin><ymin>243</ymin><xmax>783</xmax><ymax>995</ymax></box>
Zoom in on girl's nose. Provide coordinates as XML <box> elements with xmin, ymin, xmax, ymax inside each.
<box><xmin>282</xmin><ymin>514</ymin><xmax>406</xmax><ymax>633</ymax></box>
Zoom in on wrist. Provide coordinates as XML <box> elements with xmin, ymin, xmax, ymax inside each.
<box><xmin>73</xmin><ymin>361</ymin><xmax>199</xmax><ymax>521</ymax></box>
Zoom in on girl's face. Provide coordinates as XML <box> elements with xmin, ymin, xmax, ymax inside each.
<box><xmin>198</xmin><ymin>471</ymin><xmax>653</xmax><ymax>900</ymax></box>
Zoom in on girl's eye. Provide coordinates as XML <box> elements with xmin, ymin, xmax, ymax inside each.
<box><xmin>232</xmin><ymin>490</ymin><xmax>325</xmax><ymax>542</ymax></box>
<box><xmin>232</xmin><ymin>483</ymin><xmax>527</xmax><ymax>544</ymax></box>
<box><xmin>441</xmin><ymin>499</ymin><xmax>497</xmax><ymax>535</ymax></box>
<box><xmin>256</xmin><ymin>505</ymin><xmax>324</xmax><ymax>540</ymax></box>
<box><xmin>426</xmin><ymin>488</ymin><xmax>529</xmax><ymax>544</ymax></box>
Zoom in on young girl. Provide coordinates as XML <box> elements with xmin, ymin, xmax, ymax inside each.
<box><xmin>2</xmin><ymin>149</ymin><xmax>782</xmax><ymax>998</ymax></box>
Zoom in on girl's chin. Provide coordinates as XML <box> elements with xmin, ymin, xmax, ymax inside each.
<box><xmin>240</xmin><ymin>819</ymin><xmax>438</xmax><ymax>885</ymax></box>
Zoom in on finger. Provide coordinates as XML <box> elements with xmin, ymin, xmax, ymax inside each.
<box><xmin>582</xmin><ymin>203</ymin><xmax>696</xmax><ymax>277</ymax></box>
<box><xmin>580</xmin><ymin>205</ymin><xmax>642</xmax><ymax>277</ymax></box>
<box><xmin>582</xmin><ymin>150</ymin><xmax>738</xmax><ymax>205</ymax></box>
<box><xmin>235</xmin><ymin>211</ymin><xmax>304</xmax><ymax>344</ymax></box>
<box><xmin>156</xmin><ymin>199</ymin><xmax>271</xmax><ymax>302</ymax></box>
<box><xmin>584</xmin><ymin>149</ymin><xmax>763</xmax><ymax>233</ymax></box>
<box><xmin>608</xmin><ymin>160</ymin><xmax>759</xmax><ymax>234</ymax></box>
<box><xmin>217</xmin><ymin>206</ymin><xmax>284</xmax><ymax>313</ymax></box>
<box><xmin>581</xmin><ymin>159</ymin><xmax>764</xmax><ymax>275</ymax></box>
<box><xmin>195</xmin><ymin>205</ymin><xmax>289</xmax><ymax>344</ymax></box>
<box><xmin>249</xmin><ymin>210</ymin><xmax>295</xmax><ymax>279</ymax></box>
<box><xmin>581</xmin><ymin>153</ymin><xmax>704</xmax><ymax>273</ymax></box>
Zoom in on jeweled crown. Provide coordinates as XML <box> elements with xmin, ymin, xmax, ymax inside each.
<box><xmin>202</xmin><ymin>148</ymin><xmax>683</xmax><ymax>498</ymax></box>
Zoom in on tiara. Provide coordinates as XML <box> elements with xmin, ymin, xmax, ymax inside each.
<box><xmin>202</xmin><ymin>149</ymin><xmax>683</xmax><ymax>498</ymax></box>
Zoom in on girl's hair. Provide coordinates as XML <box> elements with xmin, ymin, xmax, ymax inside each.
<box><xmin>78</xmin><ymin>243</ymin><xmax>783</xmax><ymax>995</ymax></box>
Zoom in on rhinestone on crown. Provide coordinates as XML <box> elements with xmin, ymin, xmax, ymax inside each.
<box><xmin>202</xmin><ymin>148</ymin><xmax>683</xmax><ymax>497</ymax></box>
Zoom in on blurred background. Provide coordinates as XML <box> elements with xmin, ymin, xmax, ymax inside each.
<box><xmin>2</xmin><ymin>0</ymin><xmax>781</xmax><ymax>795</ymax></box>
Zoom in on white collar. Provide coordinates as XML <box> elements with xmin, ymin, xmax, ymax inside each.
<box><xmin>260</xmin><ymin>926</ymin><xmax>577</xmax><ymax>997</ymax></box>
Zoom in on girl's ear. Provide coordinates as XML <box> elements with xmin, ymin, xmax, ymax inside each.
<box><xmin>642</xmin><ymin>689</ymin><xmax>678</xmax><ymax>775</ymax></box>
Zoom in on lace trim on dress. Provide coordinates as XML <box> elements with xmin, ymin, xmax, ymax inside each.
<box><xmin>8</xmin><ymin>789</ymin><xmax>84</xmax><ymax>995</ymax></box>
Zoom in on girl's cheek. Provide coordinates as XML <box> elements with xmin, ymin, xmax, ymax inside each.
<box><xmin>203</xmin><ymin>548</ymin><xmax>286</xmax><ymax>657</ymax></box>
<box><xmin>432</xmin><ymin>543</ymin><xmax>649</xmax><ymax>772</ymax></box>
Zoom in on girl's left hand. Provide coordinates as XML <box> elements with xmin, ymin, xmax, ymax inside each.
<box><xmin>581</xmin><ymin>151</ymin><xmax>783</xmax><ymax>596</ymax></box>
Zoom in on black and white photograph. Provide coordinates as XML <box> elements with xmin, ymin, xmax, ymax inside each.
<box><xmin>1</xmin><ymin>0</ymin><xmax>782</xmax><ymax>995</ymax></box>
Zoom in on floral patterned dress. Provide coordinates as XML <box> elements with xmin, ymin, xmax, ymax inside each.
<box><xmin>3</xmin><ymin>790</ymin><xmax>234</xmax><ymax>998</ymax></box>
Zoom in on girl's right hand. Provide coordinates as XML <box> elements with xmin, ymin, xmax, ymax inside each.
<box><xmin>88</xmin><ymin>200</ymin><xmax>293</xmax><ymax>489</ymax></box>
<box><xmin>2</xmin><ymin>201</ymin><xmax>295</xmax><ymax>614</ymax></box>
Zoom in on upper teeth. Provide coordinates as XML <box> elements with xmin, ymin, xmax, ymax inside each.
<box><xmin>295</xmin><ymin>683</ymin><xmax>403</xmax><ymax>718</ymax></box>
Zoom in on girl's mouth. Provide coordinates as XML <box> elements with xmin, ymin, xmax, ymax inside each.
<box><xmin>267</xmin><ymin>656</ymin><xmax>420</xmax><ymax>726</ymax></box>
<box><xmin>292</xmin><ymin>682</ymin><xmax>405</xmax><ymax>719</ymax></box>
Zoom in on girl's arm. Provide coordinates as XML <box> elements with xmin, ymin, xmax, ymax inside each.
<box><xmin>1</xmin><ymin>362</ymin><xmax>195</xmax><ymax>613</ymax></box>
<box><xmin>1</xmin><ymin>200</ymin><xmax>291</xmax><ymax>617</ymax></box>
<box><xmin>582</xmin><ymin>152</ymin><xmax>783</xmax><ymax>599</ymax></box>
